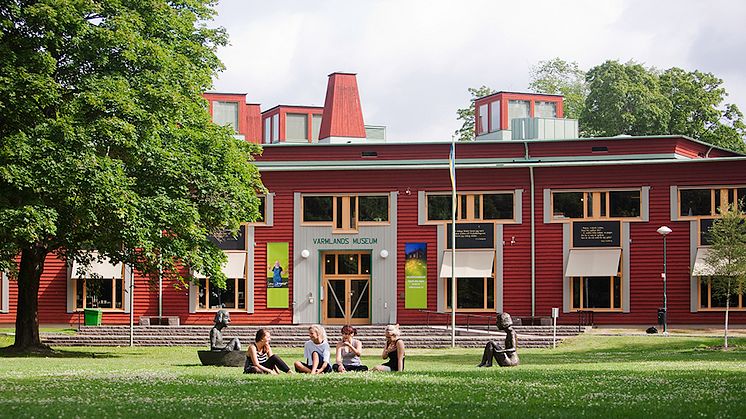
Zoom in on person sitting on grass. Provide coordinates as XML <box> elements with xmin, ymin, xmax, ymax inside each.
<box><xmin>243</xmin><ymin>328</ymin><xmax>292</xmax><ymax>374</ymax></box>
<box><xmin>333</xmin><ymin>325</ymin><xmax>368</xmax><ymax>372</ymax></box>
<box><xmin>294</xmin><ymin>324</ymin><xmax>332</xmax><ymax>374</ymax></box>
<box><xmin>373</xmin><ymin>324</ymin><xmax>405</xmax><ymax>372</ymax></box>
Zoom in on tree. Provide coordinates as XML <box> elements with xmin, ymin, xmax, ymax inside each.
<box><xmin>659</xmin><ymin>68</ymin><xmax>746</xmax><ymax>152</ymax></box>
<box><xmin>454</xmin><ymin>86</ymin><xmax>496</xmax><ymax>141</ymax></box>
<box><xmin>528</xmin><ymin>58</ymin><xmax>588</xmax><ymax>120</ymax></box>
<box><xmin>582</xmin><ymin>60</ymin><xmax>671</xmax><ymax>137</ymax></box>
<box><xmin>704</xmin><ymin>204</ymin><xmax>746</xmax><ymax>349</ymax></box>
<box><xmin>0</xmin><ymin>0</ymin><xmax>264</xmax><ymax>352</ymax></box>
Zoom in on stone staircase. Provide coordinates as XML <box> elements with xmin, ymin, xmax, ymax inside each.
<box><xmin>41</xmin><ymin>325</ymin><xmax>588</xmax><ymax>348</ymax></box>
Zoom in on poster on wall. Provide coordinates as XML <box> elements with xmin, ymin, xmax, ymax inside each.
<box><xmin>405</xmin><ymin>242</ymin><xmax>427</xmax><ymax>309</ymax></box>
<box><xmin>266</xmin><ymin>242</ymin><xmax>289</xmax><ymax>308</ymax></box>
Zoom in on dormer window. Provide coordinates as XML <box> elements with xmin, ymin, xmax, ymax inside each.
<box><xmin>535</xmin><ymin>101</ymin><xmax>557</xmax><ymax>118</ymax></box>
<box><xmin>212</xmin><ymin>101</ymin><xmax>239</xmax><ymax>133</ymax></box>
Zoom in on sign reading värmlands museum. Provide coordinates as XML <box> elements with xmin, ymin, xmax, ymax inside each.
<box><xmin>404</xmin><ymin>243</ymin><xmax>427</xmax><ymax>309</ymax></box>
<box><xmin>446</xmin><ymin>223</ymin><xmax>494</xmax><ymax>249</ymax></box>
<box><xmin>572</xmin><ymin>221</ymin><xmax>620</xmax><ymax>247</ymax></box>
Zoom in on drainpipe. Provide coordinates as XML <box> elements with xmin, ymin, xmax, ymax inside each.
<box><xmin>705</xmin><ymin>146</ymin><xmax>714</xmax><ymax>158</ymax></box>
<box><xmin>129</xmin><ymin>268</ymin><xmax>134</xmax><ymax>347</ymax></box>
<box><xmin>525</xmin><ymin>142</ymin><xmax>536</xmax><ymax>318</ymax></box>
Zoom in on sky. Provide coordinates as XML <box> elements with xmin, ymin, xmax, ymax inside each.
<box><xmin>210</xmin><ymin>0</ymin><xmax>746</xmax><ymax>142</ymax></box>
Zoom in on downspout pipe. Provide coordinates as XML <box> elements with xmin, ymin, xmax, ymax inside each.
<box><xmin>524</xmin><ymin>142</ymin><xmax>536</xmax><ymax>318</ymax></box>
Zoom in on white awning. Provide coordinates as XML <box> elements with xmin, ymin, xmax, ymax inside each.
<box><xmin>439</xmin><ymin>250</ymin><xmax>495</xmax><ymax>278</ymax></box>
<box><xmin>194</xmin><ymin>252</ymin><xmax>246</xmax><ymax>279</ymax></box>
<box><xmin>565</xmin><ymin>249</ymin><xmax>621</xmax><ymax>277</ymax></box>
<box><xmin>71</xmin><ymin>252</ymin><xmax>123</xmax><ymax>279</ymax></box>
<box><xmin>692</xmin><ymin>247</ymin><xmax>719</xmax><ymax>276</ymax></box>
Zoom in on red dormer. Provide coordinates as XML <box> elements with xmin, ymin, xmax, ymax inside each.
<box><xmin>474</xmin><ymin>92</ymin><xmax>565</xmax><ymax>139</ymax></box>
<box><xmin>261</xmin><ymin>106</ymin><xmax>324</xmax><ymax>144</ymax></box>
<box><xmin>203</xmin><ymin>92</ymin><xmax>261</xmax><ymax>144</ymax></box>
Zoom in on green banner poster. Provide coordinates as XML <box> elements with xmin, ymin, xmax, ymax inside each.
<box><xmin>266</xmin><ymin>242</ymin><xmax>289</xmax><ymax>308</ymax></box>
<box><xmin>405</xmin><ymin>242</ymin><xmax>427</xmax><ymax>309</ymax></box>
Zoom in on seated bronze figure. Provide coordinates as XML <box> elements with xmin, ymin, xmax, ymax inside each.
<box><xmin>210</xmin><ymin>309</ymin><xmax>241</xmax><ymax>351</ymax></box>
<box><xmin>478</xmin><ymin>312</ymin><xmax>519</xmax><ymax>367</ymax></box>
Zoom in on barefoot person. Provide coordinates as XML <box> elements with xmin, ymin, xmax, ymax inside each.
<box><xmin>294</xmin><ymin>325</ymin><xmax>332</xmax><ymax>374</ymax></box>
<box><xmin>477</xmin><ymin>312</ymin><xmax>520</xmax><ymax>368</ymax></box>
<box><xmin>244</xmin><ymin>329</ymin><xmax>292</xmax><ymax>374</ymax></box>
<box><xmin>373</xmin><ymin>324</ymin><xmax>405</xmax><ymax>372</ymax></box>
<box><xmin>333</xmin><ymin>325</ymin><xmax>368</xmax><ymax>372</ymax></box>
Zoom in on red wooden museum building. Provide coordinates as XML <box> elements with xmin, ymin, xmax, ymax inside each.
<box><xmin>2</xmin><ymin>72</ymin><xmax>746</xmax><ymax>328</ymax></box>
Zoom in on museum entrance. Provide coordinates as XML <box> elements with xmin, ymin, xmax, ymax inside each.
<box><xmin>322</xmin><ymin>251</ymin><xmax>371</xmax><ymax>325</ymax></box>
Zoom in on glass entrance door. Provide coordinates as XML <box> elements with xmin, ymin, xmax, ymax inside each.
<box><xmin>322</xmin><ymin>252</ymin><xmax>371</xmax><ymax>325</ymax></box>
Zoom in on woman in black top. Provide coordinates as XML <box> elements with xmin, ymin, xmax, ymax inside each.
<box><xmin>244</xmin><ymin>329</ymin><xmax>292</xmax><ymax>374</ymax></box>
<box><xmin>373</xmin><ymin>324</ymin><xmax>405</xmax><ymax>372</ymax></box>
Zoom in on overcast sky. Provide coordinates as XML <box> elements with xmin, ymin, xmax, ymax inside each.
<box><xmin>210</xmin><ymin>0</ymin><xmax>746</xmax><ymax>142</ymax></box>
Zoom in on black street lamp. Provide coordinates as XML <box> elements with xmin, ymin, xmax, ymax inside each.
<box><xmin>657</xmin><ymin>225</ymin><xmax>672</xmax><ymax>335</ymax></box>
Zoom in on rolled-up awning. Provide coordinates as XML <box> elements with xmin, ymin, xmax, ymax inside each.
<box><xmin>439</xmin><ymin>250</ymin><xmax>495</xmax><ymax>278</ymax></box>
<box><xmin>565</xmin><ymin>248</ymin><xmax>621</xmax><ymax>277</ymax></box>
<box><xmin>71</xmin><ymin>252</ymin><xmax>123</xmax><ymax>279</ymax></box>
<box><xmin>194</xmin><ymin>252</ymin><xmax>246</xmax><ymax>279</ymax></box>
<box><xmin>692</xmin><ymin>247</ymin><xmax>719</xmax><ymax>276</ymax></box>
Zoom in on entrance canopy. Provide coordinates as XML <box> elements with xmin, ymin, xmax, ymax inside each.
<box><xmin>71</xmin><ymin>252</ymin><xmax>123</xmax><ymax>279</ymax></box>
<box><xmin>439</xmin><ymin>250</ymin><xmax>495</xmax><ymax>278</ymax></box>
<box><xmin>565</xmin><ymin>249</ymin><xmax>621</xmax><ymax>277</ymax></box>
<box><xmin>692</xmin><ymin>247</ymin><xmax>724</xmax><ymax>276</ymax></box>
<box><xmin>194</xmin><ymin>252</ymin><xmax>246</xmax><ymax>279</ymax></box>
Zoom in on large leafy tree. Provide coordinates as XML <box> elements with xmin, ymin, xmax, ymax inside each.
<box><xmin>659</xmin><ymin>68</ymin><xmax>746</xmax><ymax>152</ymax></box>
<box><xmin>581</xmin><ymin>60</ymin><xmax>671</xmax><ymax>137</ymax></box>
<box><xmin>704</xmin><ymin>204</ymin><xmax>746</xmax><ymax>350</ymax></box>
<box><xmin>528</xmin><ymin>58</ymin><xmax>588</xmax><ymax>120</ymax></box>
<box><xmin>0</xmin><ymin>0</ymin><xmax>263</xmax><ymax>352</ymax></box>
<box><xmin>454</xmin><ymin>86</ymin><xmax>496</xmax><ymax>141</ymax></box>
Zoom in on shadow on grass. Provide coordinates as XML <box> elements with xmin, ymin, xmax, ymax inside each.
<box><xmin>0</xmin><ymin>345</ymin><xmax>119</xmax><ymax>359</ymax></box>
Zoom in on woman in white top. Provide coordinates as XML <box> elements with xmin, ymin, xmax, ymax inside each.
<box><xmin>244</xmin><ymin>329</ymin><xmax>292</xmax><ymax>374</ymax></box>
<box><xmin>294</xmin><ymin>324</ymin><xmax>332</xmax><ymax>374</ymax></box>
<box><xmin>333</xmin><ymin>325</ymin><xmax>368</xmax><ymax>372</ymax></box>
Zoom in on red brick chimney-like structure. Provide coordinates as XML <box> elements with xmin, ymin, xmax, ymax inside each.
<box><xmin>318</xmin><ymin>72</ymin><xmax>366</xmax><ymax>143</ymax></box>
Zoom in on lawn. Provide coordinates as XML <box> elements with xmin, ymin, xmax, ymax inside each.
<box><xmin>1</xmin><ymin>334</ymin><xmax>745</xmax><ymax>418</ymax></box>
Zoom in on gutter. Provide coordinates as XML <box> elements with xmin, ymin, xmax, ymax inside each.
<box><xmin>524</xmin><ymin>142</ymin><xmax>536</xmax><ymax>318</ymax></box>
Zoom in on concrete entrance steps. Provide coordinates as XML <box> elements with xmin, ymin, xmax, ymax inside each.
<box><xmin>42</xmin><ymin>325</ymin><xmax>588</xmax><ymax>348</ymax></box>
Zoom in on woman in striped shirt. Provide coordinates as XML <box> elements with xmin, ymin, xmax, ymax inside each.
<box><xmin>244</xmin><ymin>329</ymin><xmax>292</xmax><ymax>374</ymax></box>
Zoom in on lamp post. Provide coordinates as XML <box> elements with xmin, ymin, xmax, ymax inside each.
<box><xmin>656</xmin><ymin>226</ymin><xmax>672</xmax><ymax>335</ymax></box>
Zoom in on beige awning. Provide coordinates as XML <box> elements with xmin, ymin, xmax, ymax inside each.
<box><xmin>194</xmin><ymin>252</ymin><xmax>246</xmax><ymax>279</ymax></box>
<box><xmin>565</xmin><ymin>249</ymin><xmax>621</xmax><ymax>277</ymax></box>
<box><xmin>692</xmin><ymin>247</ymin><xmax>719</xmax><ymax>276</ymax></box>
<box><xmin>71</xmin><ymin>252</ymin><xmax>123</xmax><ymax>279</ymax></box>
<box><xmin>439</xmin><ymin>250</ymin><xmax>495</xmax><ymax>278</ymax></box>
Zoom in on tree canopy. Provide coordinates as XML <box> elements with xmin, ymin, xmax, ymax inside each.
<box><xmin>0</xmin><ymin>0</ymin><xmax>264</xmax><ymax>350</ymax></box>
<box><xmin>528</xmin><ymin>58</ymin><xmax>587</xmax><ymax>120</ymax></box>
<box><xmin>454</xmin><ymin>85</ymin><xmax>496</xmax><ymax>142</ymax></box>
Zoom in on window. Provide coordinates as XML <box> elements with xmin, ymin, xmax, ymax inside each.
<box><xmin>302</xmin><ymin>194</ymin><xmax>389</xmax><ymax>231</ymax></box>
<box><xmin>679</xmin><ymin>187</ymin><xmax>746</xmax><ymax>218</ymax></box>
<box><xmin>552</xmin><ymin>190</ymin><xmax>641</xmax><ymax>220</ymax></box>
<box><xmin>74</xmin><ymin>277</ymin><xmax>125</xmax><ymax>310</ymax></box>
<box><xmin>508</xmin><ymin>100</ymin><xmax>530</xmax><ymax>121</ymax></box>
<box><xmin>247</xmin><ymin>196</ymin><xmax>266</xmax><ymax>225</ymax></box>
<box><xmin>285</xmin><ymin>113</ymin><xmax>308</xmax><ymax>142</ymax></box>
<box><xmin>263</xmin><ymin>117</ymin><xmax>271</xmax><ymax>143</ymax></box>
<box><xmin>699</xmin><ymin>277</ymin><xmax>745</xmax><ymax>310</ymax></box>
<box><xmin>570</xmin><ymin>260</ymin><xmax>622</xmax><ymax>311</ymax></box>
<box><xmin>312</xmin><ymin>114</ymin><xmax>323</xmax><ymax>142</ymax></box>
<box><xmin>477</xmin><ymin>104</ymin><xmax>488</xmax><ymax>134</ymax></box>
<box><xmin>535</xmin><ymin>101</ymin><xmax>557</xmax><ymax>118</ymax></box>
<box><xmin>197</xmin><ymin>278</ymin><xmax>246</xmax><ymax>310</ymax></box>
<box><xmin>427</xmin><ymin>192</ymin><xmax>514</xmax><ymax>222</ymax></box>
<box><xmin>489</xmin><ymin>100</ymin><xmax>501</xmax><ymax>132</ymax></box>
<box><xmin>213</xmin><ymin>101</ymin><xmax>239</xmax><ymax>133</ymax></box>
<box><xmin>271</xmin><ymin>115</ymin><xmax>279</xmax><ymax>142</ymax></box>
<box><xmin>446</xmin><ymin>277</ymin><xmax>495</xmax><ymax>310</ymax></box>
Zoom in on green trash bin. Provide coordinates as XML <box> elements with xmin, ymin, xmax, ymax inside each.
<box><xmin>84</xmin><ymin>308</ymin><xmax>102</xmax><ymax>326</ymax></box>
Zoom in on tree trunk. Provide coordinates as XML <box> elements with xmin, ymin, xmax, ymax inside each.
<box><xmin>13</xmin><ymin>244</ymin><xmax>49</xmax><ymax>351</ymax></box>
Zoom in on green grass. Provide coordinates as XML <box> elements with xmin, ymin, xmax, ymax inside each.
<box><xmin>1</xmin><ymin>334</ymin><xmax>746</xmax><ymax>418</ymax></box>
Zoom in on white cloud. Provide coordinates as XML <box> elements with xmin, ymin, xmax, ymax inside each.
<box><xmin>211</xmin><ymin>0</ymin><xmax>746</xmax><ymax>141</ymax></box>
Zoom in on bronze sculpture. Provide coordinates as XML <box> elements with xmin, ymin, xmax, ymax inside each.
<box><xmin>477</xmin><ymin>312</ymin><xmax>519</xmax><ymax>367</ymax></box>
<box><xmin>210</xmin><ymin>309</ymin><xmax>241</xmax><ymax>351</ymax></box>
